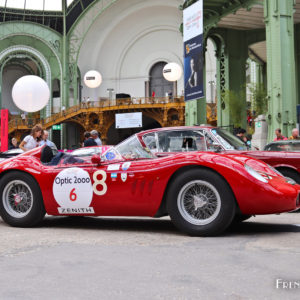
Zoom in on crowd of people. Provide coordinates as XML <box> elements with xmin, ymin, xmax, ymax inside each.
<box><xmin>13</xmin><ymin>124</ymin><xmax>58</xmax><ymax>152</ymax></box>
<box><xmin>273</xmin><ymin>128</ymin><xmax>300</xmax><ymax>141</ymax></box>
<box><xmin>2</xmin><ymin>122</ymin><xmax>299</xmax><ymax>153</ymax></box>
<box><xmin>5</xmin><ymin>125</ymin><xmax>103</xmax><ymax>152</ymax></box>
<box><xmin>83</xmin><ymin>130</ymin><xmax>102</xmax><ymax>147</ymax></box>
<box><xmin>234</xmin><ymin>126</ymin><xmax>300</xmax><ymax>150</ymax></box>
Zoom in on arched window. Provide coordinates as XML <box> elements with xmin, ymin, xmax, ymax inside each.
<box><xmin>149</xmin><ymin>62</ymin><xmax>173</xmax><ymax>97</ymax></box>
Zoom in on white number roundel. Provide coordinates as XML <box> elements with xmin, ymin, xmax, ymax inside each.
<box><xmin>53</xmin><ymin>168</ymin><xmax>93</xmax><ymax>208</ymax></box>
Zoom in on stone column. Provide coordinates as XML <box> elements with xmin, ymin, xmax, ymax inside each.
<box><xmin>215</xmin><ymin>30</ymin><xmax>248</xmax><ymax>129</ymax></box>
<box><xmin>264</xmin><ymin>0</ymin><xmax>297</xmax><ymax>140</ymax></box>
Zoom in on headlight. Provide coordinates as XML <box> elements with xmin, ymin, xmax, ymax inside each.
<box><xmin>245</xmin><ymin>164</ymin><xmax>268</xmax><ymax>183</ymax></box>
<box><xmin>267</xmin><ymin>164</ymin><xmax>284</xmax><ymax>177</ymax></box>
<box><xmin>285</xmin><ymin>177</ymin><xmax>296</xmax><ymax>185</ymax></box>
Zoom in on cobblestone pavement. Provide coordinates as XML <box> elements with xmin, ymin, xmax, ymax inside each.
<box><xmin>0</xmin><ymin>213</ymin><xmax>299</xmax><ymax>300</ymax></box>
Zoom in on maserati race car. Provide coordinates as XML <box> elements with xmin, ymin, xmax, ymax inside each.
<box><xmin>0</xmin><ymin>134</ymin><xmax>299</xmax><ymax>236</ymax></box>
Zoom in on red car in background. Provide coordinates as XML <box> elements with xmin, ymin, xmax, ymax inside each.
<box><xmin>139</xmin><ymin>126</ymin><xmax>300</xmax><ymax>184</ymax></box>
<box><xmin>0</xmin><ymin>135</ymin><xmax>299</xmax><ymax>236</ymax></box>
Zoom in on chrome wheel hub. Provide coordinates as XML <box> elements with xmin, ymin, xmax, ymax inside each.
<box><xmin>177</xmin><ymin>180</ymin><xmax>221</xmax><ymax>226</ymax></box>
<box><xmin>193</xmin><ymin>195</ymin><xmax>207</xmax><ymax>210</ymax></box>
<box><xmin>2</xmin><ymin>180</ymin><xmax>33</xmax><ymax>218</ymax></box>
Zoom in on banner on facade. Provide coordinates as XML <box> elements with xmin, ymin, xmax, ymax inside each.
<box><xmin>115</xmin><ymin>112</ymin><xmax>142</xmax><ymax>129</ymax></box>
<box><xmin>183</xmin><ymin>0</ymin><xmax>204</xmax><ymax>101</ymax></box>
<box><xmin>1</xmin><ymin>109</ymin><xmax>9</xmax><ymax>152</ymax></box>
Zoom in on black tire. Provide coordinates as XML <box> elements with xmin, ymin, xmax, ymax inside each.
<box><xmin>0</xmin><ymin>171</ymin><xmax>45</xmax><ymax>227</ymax></box>
<box><xmin>166</xmin><ymin>169</ymin><xmax>236</xmax><ymax>236</ymax></box>
<box><xmin>278</xmin><ymin>169</ymin><xmax>300</xmax><ymax>184</ymax></box>
<box><xmin>233</xmin><ymin>214</ymin><xmax>252</xmax><ymax>223</ymax></box>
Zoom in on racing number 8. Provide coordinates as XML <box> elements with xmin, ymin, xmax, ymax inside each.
<box><xmin>93</xmin><ymin>170</ymin><xmax>107</xmax><ymax>195</ymax></box>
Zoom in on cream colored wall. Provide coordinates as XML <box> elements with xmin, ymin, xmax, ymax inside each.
<box><xmin>78</xmin><ymin>0</ymin><xmax>183</xmax><ymax>101</ymax></box>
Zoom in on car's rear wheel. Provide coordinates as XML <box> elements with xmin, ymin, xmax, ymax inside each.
<box><xmin>0</xmin><ymin>172</ymin><xmax>45</xmax><ymax>227</ymax></box>
<box><xmin>166</xmin><ymin>169</ymin><xmax>236</xmax><ymax>236</ymax></box>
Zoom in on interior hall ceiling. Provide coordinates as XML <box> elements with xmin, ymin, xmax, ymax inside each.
<box><xmin>214</xmin><ymin>0</ymin><xmax>300</xmax><ymax>63</ymax></box>
<box><xmin>217</xmin><ymin>1</ymin><xmax>300</xmax><ymax>30</ymax></box>
<box><xmin>0</xmin><ymin>0</ymin><xmax>300</xmax><ymax>63</ymax></box>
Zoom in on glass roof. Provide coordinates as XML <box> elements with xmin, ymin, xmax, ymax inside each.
<box><xmin>0</xmin><ymin>0</ymin><xmax>75</xmax><ymax>11</ymax></box>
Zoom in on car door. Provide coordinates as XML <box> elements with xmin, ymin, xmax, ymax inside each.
<box><xmin>92</xmin><ymin>158</ymin><xmax>163</xmax><ymax>216</ymax></box>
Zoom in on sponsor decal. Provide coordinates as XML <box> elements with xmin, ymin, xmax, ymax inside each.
<box><xmin>121</xmin><ymin>173</ymin><xmax>127</xmax><ymax>182</ymax></box>
<box><xmin>105</xmin><ymin>151</ymin><xmax>116</xmax><ymax>160</ymax></box>
<box><xmin>58</xmin><ymin>207</ymin><xmax>95</xmax><ymax>214</ymax></box>
<box><xmin>122</xmin><ymin>162</ymin><xmax>131</xmax><ymax>171</ymax></box>
<box><xmin>53</xmin><ymin>168</ymin><xmax>93</xmax><ymax>210</ymax></box>
<box><xmin>111</xmin><ymin>173</ymin><xmax>117</xmax><ymax>178</ymax></box>
<box><xmin>107</xmin><ymin>164</ymin><xmax>120</xmax><ymax>171</ymax></box>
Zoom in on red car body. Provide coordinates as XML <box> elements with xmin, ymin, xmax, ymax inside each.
<box><xmin>0</xmin><ymin>134</ymin><xmax>299</xmax><ymax>236</ymax></box>
<box><xmin>139</xmin><ymin>126</ymin><xmax>300</xmax><ymax>183</ymax></box>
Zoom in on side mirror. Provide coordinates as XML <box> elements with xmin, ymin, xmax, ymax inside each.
<box><xmin>91</xmin><ymin>154</ymin><xmax>101</xmax><ymax>165</ymax></box>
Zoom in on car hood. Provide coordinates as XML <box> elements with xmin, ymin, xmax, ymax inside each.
<box><xmin>221</xmin><ymin>152</ymin><xmax>281</xmax><ymax>176</ymax></box>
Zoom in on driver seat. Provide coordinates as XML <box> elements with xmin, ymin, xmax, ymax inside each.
<box><xmin>41</xmin><ymin>145</ymin><xmax>54</xmax><ymax>164</ymax></box>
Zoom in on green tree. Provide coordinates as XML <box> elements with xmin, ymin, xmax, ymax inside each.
<box><xmin>249</xmin><ymin>83</ymin><xmax>268</xmax><ymax>116</ymax></box>
<box><xmin>223</xmin><ymin>89</ymin><xmax>246</xmax><ymax>128</ymax></box>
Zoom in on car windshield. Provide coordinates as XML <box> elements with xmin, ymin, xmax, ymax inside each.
<box><xmin>143</xmin><ymin>130</ymin><xmax>207</xmax><ymax>152</ymax></box>
<box><xmin>71</xmin><ymin>147</ymin><xmax>101</xmax><ymax>157</ymax></box>
<box><xmin>209</xmin><ymin>128</ymin><xmax>247</xmax><ymax>150</ymax></box>
<box><xmin>265</xmin><ymin>142</ymin><xmax>300</xmax><ymax>152</ymax></box>
<box><xmin>101</xmin><ymin>135</ymin><xmax>154</xmax><ymax>161</ymax></box>
<box><xmin>115</xmin><ymin>135</ymin><xmax>154</xmax><ymax>159</ymax></box>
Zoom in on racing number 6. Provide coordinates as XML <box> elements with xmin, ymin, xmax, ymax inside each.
<box><xmin>93</xmin><ymin>170</ymin><xmax>107</xmax><ymax>195</ymax></box>
<box><xmin>69</xmin><ymin>188</ymin><xmax>77</xmax><ymax>201</ymax></box>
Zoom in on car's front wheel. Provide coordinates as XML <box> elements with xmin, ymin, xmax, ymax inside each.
<box><xmin>166</xmin><ymin>169</ymin><xmax>236</xmax><ymax>236</ymax></box>
<box><xmin>278</xmin><ymin>169</ymin><xmax>300</xmax><ymax>184</ymax></box>
<box><xmin>0</xmin><ymin>172</ymin><xmax>45</xmax><ymax>227</ymax></box>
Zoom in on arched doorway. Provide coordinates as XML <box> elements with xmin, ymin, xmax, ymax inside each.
<box><xmin>149</xmin><ymin>62</ymin><xmax>173</xmax><ymax>97</ymax></box>
<box><xmin>0</xmin><ymin>45</ymin><xmax>52</xmax><ymax>116</ymax></box>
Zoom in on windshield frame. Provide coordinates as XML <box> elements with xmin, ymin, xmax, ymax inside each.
<box><xmin>208</xmin><ymin>128</ymin><xmax>248</xmax><ymax>150</ymax></box>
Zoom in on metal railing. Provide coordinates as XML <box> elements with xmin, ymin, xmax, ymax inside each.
<box><xmin>7</xmin><ymin>96</ymin><xmax>185</xmax><ymax>131</ymax></box>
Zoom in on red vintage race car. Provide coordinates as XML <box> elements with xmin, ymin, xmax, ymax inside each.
<box><xmin>140</xmin><ymin>126</ymin><xmax>300</xmax><ymax>184</ymax></box>
<box><xmin>0</xmin><ymin>134</ymin><xmax>299</xmax><ymax>236</ymax></box>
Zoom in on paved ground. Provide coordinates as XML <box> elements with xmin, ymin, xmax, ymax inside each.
<box><xmin>0</xmin><ymin>213</ymin><xmax>299</xmax><ymax>300</ymax></box>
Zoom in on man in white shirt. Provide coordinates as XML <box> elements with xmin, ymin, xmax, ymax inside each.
<box><xmin>90</xmin><ymin>130</ymin><xmax>102</xmax><ymax>146</ymax></box>
<box><xmin>40</xmin><ymin>130</ymin><xmax>57</xmax><ymax>149</ymax></box>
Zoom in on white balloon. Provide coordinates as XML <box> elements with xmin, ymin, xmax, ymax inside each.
<box><xmin>84</xmin><ymin>70</ymin><xmax>102</xmax><ymax>88</ymax></box>
<box><xmin>12</xmin><ymin>75</ymin><xmax>50</xmax><ymax>113</ymax></box>
<box><xmin>163</xmin><ymin>62</ymin><xmax>182</xmax><ymax>82</ymax></box>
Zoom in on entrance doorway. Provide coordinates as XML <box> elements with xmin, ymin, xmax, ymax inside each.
<box><xmin>149</xmin><ymin>62</ymin><xmax>173</xmax><ymax>97</ymax></box>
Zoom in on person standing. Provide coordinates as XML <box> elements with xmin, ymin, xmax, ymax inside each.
<box><xmin>83</xmin><ymin>131</ymin><xmax>97</xmax><ymax>147</ymax></box>
<box><xmin>288</xmin><ymin>128</ymin><xmax>300</xmax><ymax>140</ymax></box>
<box><xmin>90</xmin><ymin>130</ymin><xmax>102</xmax><ymax>146</ymax></box>
<box><xmin>40</xmin><ymin>130</ymin><xmax>57</xmax><ymax>148</ymax></box>
<box><xmin>236</xmin><ymin>128</ymin><xmax>247</xmax><ymax>145</ymax></box>
<box><xmin>21</xmin><ymin>112</ymin><xmax>26</xmax><ymax>124</ymax></box>
<box><xmin>19</xmin><ymin>124</ymin><xmax>43</xmax><ymax>151</ymax></box>
<box><xmin>274</xmin><ymin>128</ymin><xmax>287</xmax><ymax>141</ymax></box>
<box><xmin>9</xmin><ymin>138</ymin><xmax>18</xmax><ymax>149</ymax></box>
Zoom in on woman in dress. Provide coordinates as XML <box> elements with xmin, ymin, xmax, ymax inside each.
<box><xmin>19</xmin><ymin>124</ymin><xmax>43</xmax><ymax>152</ymax></box>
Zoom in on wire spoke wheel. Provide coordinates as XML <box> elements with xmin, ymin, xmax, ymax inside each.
<box><xmin>0</xmin><ymin>172</ymin><xmax>45</xmax><ymax>227</ymax></box>
<box><xmin>177</xmin><ymin>180</ymin><xmax>221</xmax><ymax>226</ymax></box>
<box><xmin>2</xmin><ymin>180</ymin><xmax>34</xmax><ymax>218</ymax></box>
